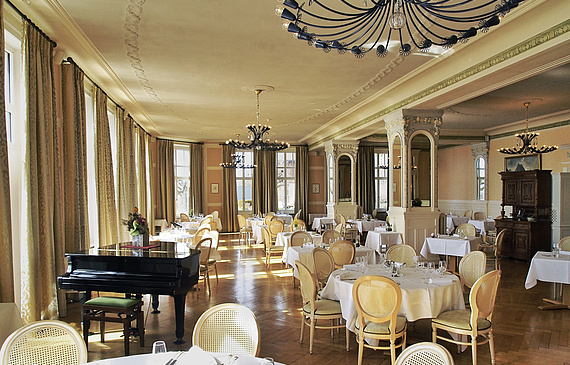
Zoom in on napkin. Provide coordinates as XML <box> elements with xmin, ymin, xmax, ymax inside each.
<box><xmin>178</xmin><ymin>346</ymin><xmax>218</xmax><ymax>365</ymax></box>
<box><xmin>342</xmin><ymin>264</ymin><xmax>361</xmax><ymax>271</ymax></box>
<box><xmin>423</xmin><ymin>277</ymin><xmax>452</xmax><ymax>285</ymax></box>
<box><xmin>335</xmin><ymin>270</ymin><xmax>361</xmax><ymax>281</ymax></box>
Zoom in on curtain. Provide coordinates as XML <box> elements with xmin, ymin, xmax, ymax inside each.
<box><xmin>156</xmin><ymin>139</ymin><xmax>175</xmax><ymax>224</ymax></box>
<box><xmin>253</xmin><ymin>150</ymin><xmax>276</xmax><ymax>215</ymax></box>
<box><xmin>190</xmin><ymin>143</ymin><xmax>203</xmax><ymax>215</ymax></box>
<box><xmin>358</xmin><ymin>146</ymin><xmax>375</xmax><ymax>214</ymax></box>
<box><xmin>222</xmin><ymin>145</ymin><xmax>238</xmax><ymax>232</ymax></box>
<box><xmin>94</xmin><ymin>87</ymin><xmax>119</xmax><ymax>247</ymax></box>
<box><xmin>0</xmin><ymin>1</ymin><xmax>15</xmax><ymax>303</ymax></box>
<box><xmin>295</xmin><ymin>145</ymin><xmax>309</xmax><ymax>223</ymax></box>
<box><xmin>20</xmin><ymin>23</ymin><xmax>62</xmax><ymax>322</ymax></box>
<box><xmin>116</xmin><ymin>114</ymin><xmax>137</xmax><ymax>241</ymax></box>
<box><xmin>136</xmin><ymin>127</ymin><xmax>148</xmax><ymax>218</ymax></box>
<box><xmin>61</xmin><ymin>61</ymin><xmax>89</xmax><ymax>253</ymax></box>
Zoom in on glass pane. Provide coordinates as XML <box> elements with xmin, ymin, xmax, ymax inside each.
<box><xmin>277</xmin><ymin>183</ymin><xmax>285</xmax><ymax>210</ymax></box>
<box><xmin>175</xmin><ymin>179</ymin><xmax>190</xmax><ymax>215</ymax></box>
<box><xmin>244</xmin><ymin>179</ymin><xmax>253</xmax><ymax>211</ymax></box>
<box><xmin>277</xmin><ymin>152</ymin><xmax>285</xmax><ymax>167</ymax></box>
<box><xmin>236</xmin><ymin>168</ymin><xmax>243</xmax><ymax>178</ymax></box>
<box><xmin>287</xmin><ymin>181</ymin><xmax>295</xmax><ymax>211</ymax></box>
<box><xmin>286</xmin><ymin>168</ymin><xmax>294</xmax><ymax>178</ymax></box>
<box><xmin>277</xmin><ymin>168</ymin><xmax>285</xmax><ymax>178</ymax></box>
<box><xmin>175</xmin><ymin>166</ymin><xmax>190</xmax><ymax>178</ymax></box>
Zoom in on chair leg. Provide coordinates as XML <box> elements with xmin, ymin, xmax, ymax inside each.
<box><xmin>83</xmin><ymin>317</ymin><xmax>90</xmax><ymax>350</ymax></box>
<box><xmin>390</xmin><ymin>340</ymin><xmax>396</xmax><ymax>365</ymax></box>
<box><xmin>123</xmin><ymin>320</ymin><xmax>130</xmax><ymax>356</ymax></box>
<box><xmin>309</xmin><ymin>317</ymin><xmax>315</xmax><ymax>355</ymax></box>
<box><xmin>299</xmin><ymin>315</ymin><xmax>305</xmax><ymax>344</ymax></box>
<box><xmin>137</xmin><ymin>311</ymin><xmax>145</xmax><ymax>347</ymax></box>
<box><xmin>471</xmin><ymin>335</ymin><xmax>477</xmax><ymax>365</ymax></box>
<box><xmin>357</xmin><ymin>335</ymin><xmax>364</xmax><ymax>365</ymax></box>
<box><xmin>100</xmin><ymin>319</ymin><xmax>105</xmax><ymax>343</ymax></box>
<box><xmin>214</xmin><ymin>263</ymin><xmax>219</xmax><ymax>283</ymax></box>
<box><xmin>345</xmin><ymin>327</ymin><xmax>350</xmax><ymax>351</ymax></box>
<box><xmin>489</xmin><ymin>331</ymin><xmax>496</xmax><ymax>365</ymax></box>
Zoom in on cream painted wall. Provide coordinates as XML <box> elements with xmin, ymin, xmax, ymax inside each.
<box><xmin>438</xmin><ymin>144</ymin><xmax>474</xmax><ymax>200</ymax></box>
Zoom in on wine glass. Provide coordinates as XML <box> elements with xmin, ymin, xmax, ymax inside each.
<box><xmin>438</xmin><ymin>260</ymin><xmax>447</xmax><ymax>275</ymax></box>
<box><xmin>413</xmin><ymin>255</ymin><xmax>421</xmax><ymax>269</ymax></box>
<box><xmin>152</xmin><ymin>340</ymin><xmax>167</xmax><ymax>354</ymax></box>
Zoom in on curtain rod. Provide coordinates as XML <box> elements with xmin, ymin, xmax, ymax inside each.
<box><xmin>4</xmin><ymin>0</ymin><xmax>56</xmax><ymax>47</ymax></box>
<box><xmin>158</xmin><ymin>137</ymin><xmax>203</xmax><ymax>145</ymax></box>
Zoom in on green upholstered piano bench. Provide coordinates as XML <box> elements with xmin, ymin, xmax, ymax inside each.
<box><xmin>82</xmin><ymin>296</ymin><xmax>144</xmax><ymax>356</ymax></box>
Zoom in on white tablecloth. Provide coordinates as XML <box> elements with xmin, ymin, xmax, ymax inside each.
<box><xmin>312</xmin><ymin>217</ymin><xmax>336</xmax><ymax>232</ymax></box>
<box><xmin>320</xmin><ymin>265</ymin><xmax>464</xmax><ymax>329</ymax></box>
<box><xmin>274</xmin><ymin>214</ymin><xmax>293</xmax><ymax>225</ymax></box>
<box><xmin>85</xmin><ymin>350</ymin><xmax>283</xmax><ymax>365</ymax></box>
<box><xmin>446</xmin><ymin>215</ymin><xmax>470</xmax><ymax>233</ymax></box>
<box><xmin>525</xmin><ymin>251</ymin><xmax>570</xmax><ymax>289</ymax></box>
<box><xmin>420</xmin><ymin>235</ymin><xmax>481</xmax><ymax>259</ymax></box>
<box><xmin>365</xmin><ymin>231</ymin><xmax>403</xmax><ymax>254</ymax></box>
<box><xmin>468</xmin><ymin>219</ymin><xmax>495</xmax><ymax>235</ymax></box>
<box><xmin>348</xmin><ymin>219</ymin><xmax>386</xmax><ymax>233</ymax></box>
<box><xmin>285</xmin><ymin>245</ymin><xmax>376</xmax><ymax>278</ymax></box>
<box><xmin>276</xmin><ymin>231</ymin><xmax>322</xmax><ymax>260</ymax></box>
<box><xmin>252</xmin><ymin>224</ymin><xmax>291</xmax><ymax>244</ymax></box>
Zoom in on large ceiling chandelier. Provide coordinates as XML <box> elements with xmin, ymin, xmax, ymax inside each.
<box><xmin>225</xmin><ymin>89</ymin><xmax>289</xmax><ymax>151</ymax></box>
<box><xmin>220</xmin><ymin>153</ymin><xmax>257</xmax><ymax>169</ymax></box>
<box><xmin>498</xmin><ymin>102</ymin><xmax>558</xmax><ymax>155</ymax></box>
<box><xmin>275</xmin><ymin>0</ymin><xmax>525</xmax><ymax>58</ymax></box>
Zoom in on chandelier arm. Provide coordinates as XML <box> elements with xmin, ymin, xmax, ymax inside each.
<box><xmin>403</xmin><ymin>2</ymin><xmax>465</xmax><ymax>46</ymax></box>
<box><xmin>409</xmin><ymin>2</ymin><xmax>497</xmax><ymax>33</ymax></box>
<box><xmin>298</xmin><ymin>0</ymin><xmax>370</xmax><ymax>21</ymax></box>
<box><xmin>421</xmin><ymin>0</ymin><xmax>500</xmax><ymax>14</ymax></box>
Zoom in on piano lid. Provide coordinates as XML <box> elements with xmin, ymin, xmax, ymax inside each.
<box><xmin>68</xmin><ymin>241</ymin><xmax>199</xmax><ymax>259</ymax></box>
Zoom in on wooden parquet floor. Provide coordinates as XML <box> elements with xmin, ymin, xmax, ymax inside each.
<box><xmin>62</xmin><ymin>234</ymin><xmax>570</xmax><ymax>364</ymax></box>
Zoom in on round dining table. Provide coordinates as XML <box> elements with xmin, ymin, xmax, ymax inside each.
<box><xmin>84</xmin><ymin>350</ymin><xmax>282</xmax><ymax>365</ymax></box>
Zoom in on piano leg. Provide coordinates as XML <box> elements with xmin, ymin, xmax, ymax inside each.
<box><xmin>173</xmin><ymin>293</ymin><xmax>187</xmax><ymax>344</ymax></box>
<box><xmin>151</xmin><ymin>294</ymin><xmax>161</xmax><ymax>314</ymax></box>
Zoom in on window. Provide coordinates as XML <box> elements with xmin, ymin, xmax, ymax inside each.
<box><xmin>277</xmin><ymin>151</ymin><xmax>296</xmax><ymax>213</ymax></box>
<box><xmin>174</xmin><ymin>144</ymin><xmax>191</xmax><ymax>216</ymax></box>
<box><xmin>328</xmin><ymin>155</ymin><xmax>334</xmax><ymax>202</ymax></box>
<box><xmin>476</xmin><ymin>156</ymin><xmax>486</xmax><ymax>200</ymax></box>
<box><xmin>374</xmin><ymin>152</ymin><xmax>389</xmax><ymax>209</ymax></box>
<box><xmin>236</xmin><ymin>151</ymin><xmax>254</xmax><ymax>211</ymax></box>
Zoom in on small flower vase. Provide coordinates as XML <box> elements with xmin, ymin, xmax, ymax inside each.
<box><xmin>132</xmin><ymin>234</ymin><xmax>143</xmax><ymax>247</ymax></box>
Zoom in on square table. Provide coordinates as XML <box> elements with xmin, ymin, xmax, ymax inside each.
<box><xmin>276</xmin><ymin>231</ymin><xmax>322</xmax><ymax>260</ymax></box>
<box><xmin>348</xmin><ymin>219</ymin><xmax>386</xmax><ymax>233</ymax></box>
<box><xmin>468</xmin><ymin>219</ymin><xmax>495</xmax><ymax>236</ymax></box>
<box><xmin>420</xmin><ymin>235</ymin><xmax>482</xmax><ymax>272</ymax></box>
<box><xmin>446</xmin><ymin>215</ymin><xmax>470</xmax><ymax>234</ymax></box>
<box><xmin>312</xmin><ymin>217</ymin><xmax>336</xmax><ymax>232</ymax></box>
<box><xmin>364</xmin><ymin>231</ymin><xmax>403</xmax><ymax>255</ymax></box>
<box><xmin>525</xmin><ymin>251</ymin><xmax>570</xmax><ymax>310</ymax></box>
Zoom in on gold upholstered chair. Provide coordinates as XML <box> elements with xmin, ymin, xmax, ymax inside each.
<box><xmin>312</xmin><ymin>247</ymin><xmax>335</xmax><ymax>290</ymax></box>
<box><xmin>478</xmin><ymin>229</ymin><xmax>505</xmax><ymax>271</ymax></box>
<box><xmin>321</xmin><ymin>229</ymin><xmax>342</xmax><ymax>245</ymax></box>
<box><xmin>329</xmin><ymin>240</ymin><xmax>356</xmax><ymax>268</ymax></box>
<box><xmin>386</xmin><ymin>244</ymin><xmax>416</xmax><ymax>267</ymax></box>
<box><xmin>558</xmin><ymin>236</ymin><xmax>570</xmax><ymax>251</ymax></box>
<box><xmin>394</xmin><ymin>342</ymin><xmax>454</xmax><ymax>365</ymax></box>
<box><xmin>458</xmin><ymin>250</ymin><xmax>486</xmax><ymax>307</ymax></box>
<box><xmin>455</xmin><ymin>223</ymin><xmax>477</xmax><ymax>237</ymax></box>
<box><xmin>290</xmin><ymin>230</ymin><xmax>313</xmax><ymax>247</ymax></box>
<box><xmin>237</xmin><ymin>214</ymin><xmax>252</xmax><ymax>245</ymax></box>
<box><xmin>261</xmin><ymin>226</ymin><xmax>284</xmax><ymax>268</ymax></box>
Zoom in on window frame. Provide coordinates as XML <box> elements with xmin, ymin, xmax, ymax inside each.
<box><xmin>374</xmin><ymin>150</ymin><xmax>389</xmax><ymax>210</ymax></box>
<box><xmin>475</xmin><ymin>155</ymin><xmax>486</xmax><ymax>201</ymax></box>
<box><xmin>276</xmin><ymin>150</ymin><xmax>296</xmax><ymax>214</ymax></box>
<box><xmin>174</xmin><ymin>143</ymin><xmax>191</xmax><ymax>217</ymax></box>
<box><xmin>236</xmin><ymin>150</ymin><xmax>254</xmax><ymax>212</ymax></box>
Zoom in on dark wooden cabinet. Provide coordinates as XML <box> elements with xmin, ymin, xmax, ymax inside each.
<box><xmin>495</xmin><ymin>170</ymin><xmax>552</xmax><ymax>261</ymax></box>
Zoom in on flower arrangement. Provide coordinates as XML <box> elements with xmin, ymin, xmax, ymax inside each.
<box><xmin>123</xmin><ymin>207</ymin><xmax>149</xmax><ymax>236</ymax></box>
<box><xmin>386</xmin><ymin>216</ymin><xmax>392</xmax><ymax>231</ymax></box>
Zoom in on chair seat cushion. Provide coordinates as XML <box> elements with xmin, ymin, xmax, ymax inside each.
<box><xmin>84</xmin><ymin>296</ymin><xmax>141</xmax><ymax>308</ymax></box>
<box><xmin>432</xmin><ymin>310</ymin><xmax>492</xmax><ymax>331</ymax></box>
<box><xmin>303</xmin><ymin>299</ymin><xmax>342</xmax><ymax>315</ymax></box>
<box><xmin>268</xmin><ymin>246</ymin><xmax>284</xmax><ymax>252</ymax></box>
<box><xmin>354</xmin><ymin>315</ymin><xmax>407</xmax><ymax>335</ymax></box>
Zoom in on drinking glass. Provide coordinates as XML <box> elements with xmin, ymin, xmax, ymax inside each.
<box><xmin>413</xmin><ymin>255</ymin><xmax>421</xmax><ymax>269</ymax></box>
<box><xmin>438</xmin><ymin>260</ymin><xmax>447</xmax><ymax>275</ymax></box>
<box><xmin>379</xmin><ymin>253</ymin><xmax>386</xmax><ymax>266</ymax></box>
<box><xmin>152</xmin><ymin>340</ymin><xmax>167</xmax><ymax>354</ymax></box>
<box><xmin>262</xmin><ymin>358</ymin><xmax>275</xmax><ymax>365</ymax></box>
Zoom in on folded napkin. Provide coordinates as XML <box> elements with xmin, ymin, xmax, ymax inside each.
<box><xmin>335</xmin><ymin>270</ymin><xmax>361</xmax><ymax>281</ymax></box>
<box><xmin>423</xmin><ymin>277</ymin><xmax>452</xmax><ymax>286</ymax></box>
<box><xmin>342</xmin><ymin>264</ymin><xmax>361</xmax><ymax>271</ymax></box>
<box><xmin>178</xmin><ymin>346</ymin><xmax>218</xmax><ymax>365</ymax></box>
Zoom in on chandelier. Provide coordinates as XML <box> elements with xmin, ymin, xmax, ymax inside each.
<box><xmin>498</xmin><ymin>102</ymin><xmax>558</xmax><ymax>155</ymax></box>
<box><xmin>220</xmin><ymin>153</ymin><xmax>257</xmax><ymax>169</ymax></box>
<box><xmin>225</xmin><ymin>89</ymin><xmax>290</xmax><ymax>151</ymax></box>
<box><xmin>275</xmin><ymin>0</ymin><xmax>525</xmax><ymax>58</ymax></box>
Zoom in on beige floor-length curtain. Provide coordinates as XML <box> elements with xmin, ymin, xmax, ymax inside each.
<box><xmin>358</xmin><ymin>146</ymin><xmax>375</xmax><ymax>214</ymax></box>
<box><xmin>20</xmin><ymin>23</ymin><xmax>63</xmax><ymax>322</ymax></box>
<box><xmin>253</xmin><ymin>150</ymin><xmax>276</xmax><ymax>215</ymax></box>
<box><xmin>94</xmin><ymin>87</ymin><xmax>119</xmax><ymax>247</ymax></box>
<box><xmin>117</xmin><ymin>114</ymin><xmax>137</xmax><ymax>242</ymax></box>
<box><xmin>222</xmin><ymin>145</ymin><xmax>238</xmax><ymax>232</ymax></box>
<box><xmin>0</xmin><ymin>1</ymin><xmax>15</xmax><ymax>303</ymax></box>
<box><xmin>190</xmin><ymin>143</ymin><xmax>203</xmax><ymax>215</ymax></box>
<box><xmin>61</xmin><ymin>61</ymin><xmax>89</xmax><ymax>253</ymax></box>
<box><xmin>295</xmin><ymin>145</ymin><xmax>309</xmax><ymax>223</ymax></box>
<box><xmin>136</xmin><ymin>127</ymin><xmax>148</xmax><ymax>218</ymax></box>
<box><xmin>156</xmin><ymin>139</ymin><xmax>175</xmax><ymax>224</ymax></box>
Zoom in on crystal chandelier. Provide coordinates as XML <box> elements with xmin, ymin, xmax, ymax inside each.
<box><xmin>225</xmin><ymin>89</ymin><xmax>289</xmax><ymax>151</ymax></box>
<box><xmin>275</xmin><ymin>0</ymin><xmax>525</xmax><ymax>58</ymax></box>
<box><xmin>220</xmin><ymin>153</ymin><xmax>257</xmax><ymax>169</ymax></box>
<box><xmin>498</xmin><ymin>102</ymin><xmax>558</xmax><ymax>155</ymax></box>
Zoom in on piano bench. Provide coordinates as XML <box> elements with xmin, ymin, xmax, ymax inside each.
<box><xmin>82</xmin><ymin>296</ymin><xmax>144</xmax><ymax>356</ymax></box>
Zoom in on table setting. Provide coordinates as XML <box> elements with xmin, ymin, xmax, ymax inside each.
<box><xmin>364</xmin><ymin>230</ymin><xmax>403</xmax><ymax>255</ymax></box>
<box><xmin>347</xmin><ymin>219</ymin><xmax>386</xmax><ymax>233</ymax></box>
<box><xmin>276</xmin><ymin>231</ymin><xmax>322</xmax><ymax>259</ymax></box>
<box><xmin>445</xmin><ymin>215</ymin><xmax>470</xmax><ymax>234</ymax></box>
<box><xmin>525</xmin><ymin>250</ymin><xmax>570</xmax><ymax>310</ymax></box>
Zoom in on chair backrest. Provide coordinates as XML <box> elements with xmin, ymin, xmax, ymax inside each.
<box><xmin>0</xmin><ymin>320</ymin><xmax>88</xmax><ymax>365</ymax></box>
<box><xmin>194</xmin><ymin>226</ymin><xmax>211</xmax><ymax>245</ymax></box>
<box><xmin>352</xmin><ymin>276</ymin><xmax>402</xmax><ymax>337</ymax></box>
<box><xmin>463</xmin><ymin>209</ymin><xmax>473</xmax><ymax>219</ymax></box>
<box><xmin>458</xmin><ymin>251</ymin><xmax>486</xmax><ymax>289</ymax></box>
<box><xmin>296</xmin><ymin>261</ymin><xmax>317</xmax><ymax>308</ymax></box>
<box><xmin>334</xmin><ymin>223</ymin><xmax>344</xmax><ymax>236</ymax></box>
<box><xmin>192</xmin><ymin>303</ymin><xmax>260</xmax><ymax>356</ymax></box>
<box><xmin>456</xmin><ymin>223</ymin><xmax>476</xmax><ymax>237</ymax></box>
<box><xmin>469</xmin><ymin>270</ymin><xmax>501</xmax><ymax>332</ymax></box>
<box><xmin>261</xmin><ymin>226</ymin><xmax>273</xmax><ymax>249</ymax></box>
<box><xmin>495</xmin><ymin>229</ymin><xmax>507</xmax><ymax>254</ymax></box>
<box><xmin>294</xmin><ymin>209</ymin><xmax>301</xmax><ymax>221</ymax></box>
<box><xmin>473</xmin><ymin>211</ymin><xmax>486</xmax><ymax>220</ymax></box>
<box><xmin>201</xmin><ymin>216</ymin><xmax>214</xmax><ymax>224</ymax></box>
<box><xmin>180</xmin><ymin>213</ymin><xmax>190</xmax><ymax>222</ymax></box>
<box><xmin>372</xmin><ymin>209</ymin><xmax>378</xmax><ymax>219</ymax></box>
<box><xmin>559</xmin><ymin>236</ymin><xmax>570</xmax><ymax>251</ymax></box>
<box><xmin>312</xmin><ymin>247</ymin><xmax>335</xmax><ymax>287</ymax></box>
<box><xmin>337</xmin><ymin>214</ymin><xmax>348</xmax><ymax>225</ymax></box>
<box><xmin>386</xmin><ymin>244</ymin><xmax>416</xmax><ymax>266</ymax></box>
<box><xmin>395</xmin><ymin>342</ymin><xmax>455</xmax><ymax>365</ymax></box>
<box><xmin>329</xmin><ymin>240</ymin><xmax>356</xmax><ymax>267</ymax></box>
<box><xmin>211</xmin><ymin>210</ymin><xmax>219</xmax><ymax>219</ymax></box>
<box><xmin>321</xmin><ymin>229</ymin><xmax>342</xmax><ymax>245</ymax></box>
<box><xmin>263</xmin><ymin>214</ymin><xmax>275</xmax><ymax>225</ymax></box>
<box><xmin>237</xmin><ymin>215</ymin><xmax>247</xmax><ymax>230</ymax></box>
<box><xmin>290</xmin><ymin>219</ymin><xmax>307</xmax><ymax>231</ymax></box>
<box><xmin>195</xmin><ymin>237</ymin><xmax>213</xmax><ymax>265</ymax></box>
<box><xmin>290</xmin><ymin>231</ymin><xmax>312</xmax><ymax>247</ymax></box>
<box><xmin>268</xmin><ymin>220</ymin><xmax>285</xmax><ymax>236</ymax></box>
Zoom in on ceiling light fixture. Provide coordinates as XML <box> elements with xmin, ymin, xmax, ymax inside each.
<box><xmin>220</xmin><ymin>153</ymin><xmax>257</xmax><ymax>169</ymax></box>
<box><xmin>275</xmin><ymin>0</ymin><xmax>525</xmax><ymax>58</ymax></box>
<box><xmin>498</xmin><ymin>102</ymin><xmax>558</xmax><ymax>155</ymax></box>
<box><xmin>225</xmin><ymin>89</ymin><xmax>289</xmax><ymax>151</ymax></box>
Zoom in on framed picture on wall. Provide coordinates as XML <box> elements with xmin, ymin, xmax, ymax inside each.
<box><xmin>312</xmin><ymin>183</ymin><xmax>320</xmax><ymax>194</ymax></box>
<box><xmin>211</xmin><ymin>183</ymin><xmax>219</xmax><ymax>194</ymax></box>
<box><xmin>504</xmin><ymin>154</ymin><xmax>541</xmax><ymax>172</ymax></box>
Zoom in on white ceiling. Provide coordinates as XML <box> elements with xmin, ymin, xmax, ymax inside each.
<box><xmin>13</xmin><ymin>0</ymin><xmax>570</xmax><ymax>148</ymax></box>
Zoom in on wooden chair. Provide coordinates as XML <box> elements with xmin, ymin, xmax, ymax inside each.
<box><xmin>192</xmin><ymin>303</ymin><xmax>260</xmax><ymax>356</ymax></box>
<box><xmin>394</xmin><ymin>342</ymin><xmax>454</xmax><ymax>365</ymax></box>
<box><xmin>312</xmin><ymin>247</ymin><xmax>335</xmax><ymax>290</ymax></box>
<box><xmin>386</xmin><ymin>244</ymin><xmax>416</xmax><ymax>266</ymax></box>
<box><xmin>296</xmin><ymin>261</ymin><xmax>349</xmax><ymax>354</ymax></box>
<box><xmin>0</xmin><ymin>320</ymin><xmax>88</xmax><ymax>365</ymax></box>
<box><xmin>263</xmin><ymin>213</ymin><xmax>276</xmax><ymax>225</ymax></box>
<box><xmin>82</xmin><ymin>296</ymin><xmax>144</xmax><ymax>356</ymax></box>
<box><xmin>559</xmin><ymin>236</ymin><xmax>570</xmax><ymax>251</ymax></box>
<box><xmin>478</xmin><ymin>229</ymin><xmax>505</xmax><ymax>271</ymax></box>
<box><xmin>195</xmin><ymin>237</ymin><xmax>214</xmax><ymax>296</ymax></box>
<box><xmin>473</xmin><ymin>211</ymin><xmax>486</xmax><ymax>220</ymax></box>
<box><xmin>458</xmin><ymin>251</ymin><xmax>486</xmax><ymax>307</ymax></box>
<box><xmin>268</xmin><ymin>219</ymin><xmax>285</xmax><ymax>242</ymax></box>
<box><xmin>337</xmin><ymin>214</ymin><xmax>359</xmax><ymax>241</ymax></box>
<box><xmin>261</xmin><ymin>226</ymin><xmax>284</xmax><ymax>268</ymax></box>
<box><xmin>432</xmin><ymin>270</ymin><xmax>501</xmax><ymax>365</ymax></box>
<box><xmin>321</xmin><ymin>229</ymin><xmax>342</xmax><ymax>245</ymax></box>
<box><xmin>353</xmin><ymin>276</ymin><xmax>407</xmax><ymax>365</ymax></box>
<box><xmin>290</xmin><ymin>219</ymin><xmax>307</xmax><ymax>231</ymax></box>
<box><xmin>294</xmin><ymin>209</ymin><xmax>302</xmax><ymax>221</ymax></box>
<box><xmin>455</xmin><ymin>223</ymin><xmax>476</xmax><ymax>237</ymax></box>
<box><xmin>329</xmin><ymin>240</ymin><xmax>356</xmax><ymax>268</ymax></box>
<box><xmin>193</xmin><ymin>226</ymin><xmax>211</xmax><ymax>246</ymax></box>
<box><xmin>179</xmin><ymin>212</ymin><xmax>190</xmax><ymax>222</ymax></box>
<box><xmin>237</xmin><ymin>215</ymin><xmax>252</xmax><ymax>245</ymax></box>
<box><xmin>290</xmin><ymin>230</ymin><xmax>313</xmax><ymax>247</ymax></box>
<box><xmin>463</xmin><ymin>210</ymin><xmax>473</xmax><ymax>219</ymax></box>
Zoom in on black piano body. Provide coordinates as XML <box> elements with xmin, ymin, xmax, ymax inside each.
<box><xmin>57</xmin><ymin>242</ymin><xmax>200</xmax><ymax>344</ymax></box>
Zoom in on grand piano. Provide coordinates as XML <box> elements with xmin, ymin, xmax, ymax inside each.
<box><xmin>57</xmin><ymin>241</ymin><xmax>200</xmax><ymax>344</ymax></box>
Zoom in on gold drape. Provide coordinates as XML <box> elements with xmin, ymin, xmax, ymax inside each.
<box><xmin>136</xmin><ymin>128</ymin><xmax>148</xmax><ymax>217</ymax></box>
<box><xmin>156</xmin><ymin>139</ymin><xmax>175</xmax><ymax>224</ymax></box>
<box><xmin>190</xmin><ymin>143</ymin><xmax>203</xmax><ymax>215</ymax></box>
<box><xmin>0</xmin><ymin>0</ymin><xmax>15</xmax><ymax>303</ymax></box>
<box><xmin>21</xmin><ymin>23</ymin><xmax>62</xmax><ymax>322</ymax></box>
<box><xmin>253</xmin><ymin>150</ymin><xmax>276</xmax><ymax>215</ymax></box>
<box><xmin>117</xmin><ymin>114</ymin><xmax>137</xmax><ymax>242</ymax></box>
<box><xmin>222</xmin><ymin>145</ymin><xmax>238</xmax><ymax>232</ymax></box>
<box><xmin>295</xmin><ymin>145</ymin><xmax>309</xmax><ymax>222</ymax></box>
<box><xmin>94</xmin><ymin>87</ymin><xmax>119</xmax><ymax>246</ymax></box>
<box><xmin>357</xmin><ymin>146</ymin><xmax>375</xmax><ymax>214</ymax></box>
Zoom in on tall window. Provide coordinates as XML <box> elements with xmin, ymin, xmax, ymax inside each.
<box><xmin>174</xmin><ymin>144</ymin><xmax>191</xmax><ymax>216</ymax></box>
<box><xmin>328</xmin><ymin>155</ymin><xmax>334</xmax><ymax>202</ymax></box>
<box><xmin>236</xmin><ymin>151</ymin><xmax>254</xmax><ymax>211</ymax></box>
<box><xmin>374</xmin><ymin>152</ymin><xmax>389</xmax><ymax>209</ymax></box>
<box><xmin>277</xmin><ymin>151</ymin><xmax>296</xmax><ymax>213</ymax></box>
<box><xmin>476</xmin><ymin>156</ymin><xmax>486</xmax><ymax>200</ymax></box>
